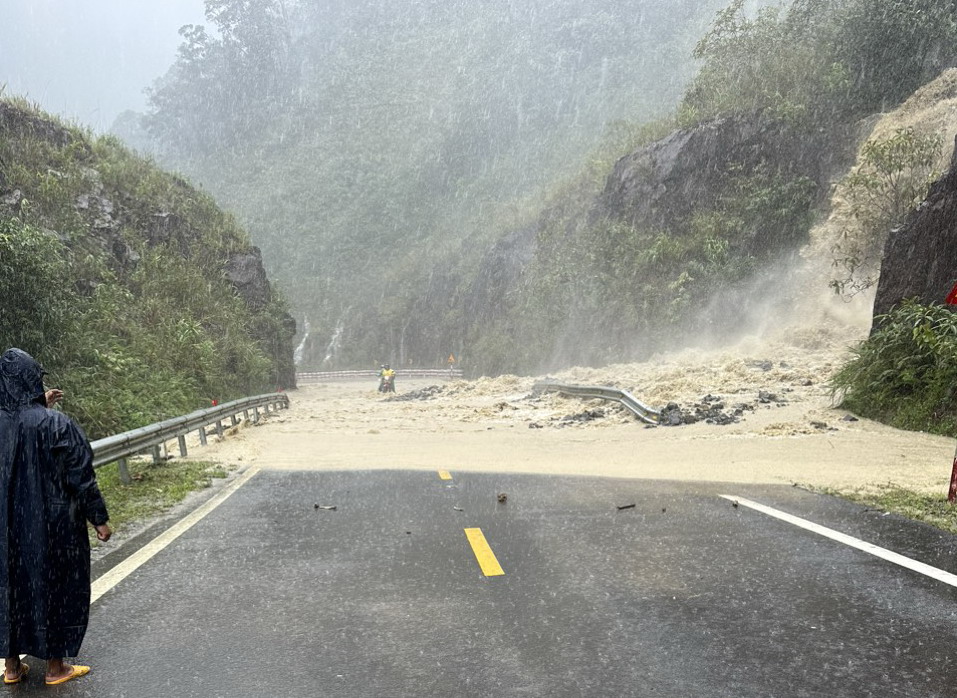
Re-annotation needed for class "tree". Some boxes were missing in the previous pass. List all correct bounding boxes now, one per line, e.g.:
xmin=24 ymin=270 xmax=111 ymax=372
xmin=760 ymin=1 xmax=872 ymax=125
xmin=835 ymin=0 xmax=957 ymax=113
xmin=831 ymin=128 xmax=943 ymax=297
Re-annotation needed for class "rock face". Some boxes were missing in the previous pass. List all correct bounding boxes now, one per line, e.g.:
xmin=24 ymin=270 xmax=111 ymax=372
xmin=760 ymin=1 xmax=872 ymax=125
xmin=598 ymin=112 xmax=852 ymax=231
xmin=0 ymin=99 xmax=298 ymax=392
xmin=225 ymin=247 xmax=272 ymax=309
xmin=0 ymin=101 xmax=79 ymax=152
xmin=224 ymin=247 xmax=297 ymax=388
xmin=873 ymin=136 xmax=957 ymax=318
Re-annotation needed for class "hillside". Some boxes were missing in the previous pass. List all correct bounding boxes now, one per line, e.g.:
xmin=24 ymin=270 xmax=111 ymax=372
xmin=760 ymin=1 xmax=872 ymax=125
xmin=130 ymin=0 xmax=752 ymax=371
xmin=130 ymin=0 xmax=957 ymax=386
xmin=0 ymin=98 xmax=296 ymax=437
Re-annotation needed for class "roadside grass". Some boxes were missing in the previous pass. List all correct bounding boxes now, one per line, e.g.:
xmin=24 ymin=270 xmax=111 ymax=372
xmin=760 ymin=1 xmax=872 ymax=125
xmin=833 ymin=486 xmax=957 ymax=535
xmin=93 ymin=458 xmax=232 ymax=541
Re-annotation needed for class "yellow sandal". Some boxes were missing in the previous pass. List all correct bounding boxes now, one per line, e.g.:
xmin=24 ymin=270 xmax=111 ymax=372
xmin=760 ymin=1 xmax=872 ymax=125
xmin=45 ymin=665 xmax=89 ymax=686
xmin=3 ymin=662 xmax=28 ymax=685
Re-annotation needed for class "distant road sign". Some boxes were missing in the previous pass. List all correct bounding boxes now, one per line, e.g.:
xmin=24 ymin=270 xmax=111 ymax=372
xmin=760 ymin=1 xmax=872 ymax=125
xmin=448 ymin=354 xmax=456 ymax=364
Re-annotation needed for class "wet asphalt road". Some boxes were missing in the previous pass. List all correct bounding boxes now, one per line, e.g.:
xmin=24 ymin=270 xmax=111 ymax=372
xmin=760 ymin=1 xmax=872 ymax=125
xmin=16 ymin=470 xmax=957 ymax=697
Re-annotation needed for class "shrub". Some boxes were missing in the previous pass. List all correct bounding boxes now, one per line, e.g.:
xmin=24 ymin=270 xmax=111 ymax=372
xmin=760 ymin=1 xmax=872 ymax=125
xmin=831 ymin=300 xmax=957 ymax=433
xmin=830 ymin=128 xmax=942 ymax=297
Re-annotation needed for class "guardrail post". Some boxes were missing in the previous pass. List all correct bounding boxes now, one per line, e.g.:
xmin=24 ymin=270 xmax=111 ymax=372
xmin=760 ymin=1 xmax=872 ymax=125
xmin=198 ymin=426 xmax=208 ymax=446
xmin=216 ymin=420 xmax=224 ymax=438
xmin=152 ymin=445 xmax=162 ymax=464
xmin=178 ymin=434 xmax=187 ymax=457
xmin=118 ymin=458 xmax=131 ymax=485
xmin=230 ymin=414 xmax=238 ymax=426
xmin=243 ymin=408 xmax=250 ymax=421
xmin=253 ymin=406 xmax=260 ymax=423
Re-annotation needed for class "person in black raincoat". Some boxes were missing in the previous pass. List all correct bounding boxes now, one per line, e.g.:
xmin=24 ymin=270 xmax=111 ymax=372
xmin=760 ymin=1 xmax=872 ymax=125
xmin=0 ymin=348 xmax=111 ymax=686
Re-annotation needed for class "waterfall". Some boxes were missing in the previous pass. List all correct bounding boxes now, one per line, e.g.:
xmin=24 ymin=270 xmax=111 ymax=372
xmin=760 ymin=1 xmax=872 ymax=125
xmin=322 ymin=319 xmax=345 ymax=366
xmin=293 ymin=316 xmax=310 ymax=366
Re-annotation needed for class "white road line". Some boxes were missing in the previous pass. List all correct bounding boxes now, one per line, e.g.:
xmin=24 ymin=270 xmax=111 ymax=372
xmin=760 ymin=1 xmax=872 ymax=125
xmin=721 ymin=495 xmax=957 ymax=589
xmin=91 ymin=467 xmax=261 ymax=604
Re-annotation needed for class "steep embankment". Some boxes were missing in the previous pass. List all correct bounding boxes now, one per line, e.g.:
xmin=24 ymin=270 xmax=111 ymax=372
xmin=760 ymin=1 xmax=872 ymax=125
xmin=0 ymin=99 xmax=296 ymax=436
xmin=804 ymin=69 xmax=957 ymax=312
xmin=871 ymin=70 xmax=957 ymax=317
xmin=462 ymin=108 xmax=862 ymax=375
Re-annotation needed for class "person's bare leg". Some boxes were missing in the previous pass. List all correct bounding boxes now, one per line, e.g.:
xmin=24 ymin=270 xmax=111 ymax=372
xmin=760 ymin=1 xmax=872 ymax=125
xmin=44 ymin=658 xmax=91 ymax=684
xmin=45 ymin=658 xmax=70 ymax=682
xmin=4 ymin=656 xmax=24 ymax=681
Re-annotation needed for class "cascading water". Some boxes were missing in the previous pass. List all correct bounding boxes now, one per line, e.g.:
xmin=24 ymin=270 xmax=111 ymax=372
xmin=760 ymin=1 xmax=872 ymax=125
xmin=294 ymin=316 xmax=310 ymax=366
xmin=322 ymin=319 xmax=345 ymax=366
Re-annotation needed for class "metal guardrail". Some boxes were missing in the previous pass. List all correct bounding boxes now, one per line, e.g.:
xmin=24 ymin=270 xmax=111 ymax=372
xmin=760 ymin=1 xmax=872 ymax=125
xmin=533 ymin=381 xmax=661 ymax=426
xmin=297 ymin=369 xmax=463 ymax=382
xmin=90 ymin=392 xmax=289 ymax=482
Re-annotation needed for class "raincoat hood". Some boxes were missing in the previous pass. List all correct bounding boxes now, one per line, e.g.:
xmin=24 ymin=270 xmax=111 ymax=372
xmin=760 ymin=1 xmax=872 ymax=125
xmin=0 ymin=348 xmax=46 ymax=410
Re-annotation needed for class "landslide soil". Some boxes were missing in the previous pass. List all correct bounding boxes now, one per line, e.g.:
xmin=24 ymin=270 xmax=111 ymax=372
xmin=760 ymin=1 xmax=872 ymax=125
xmin=196 ymin=322 xmax=952 ymax=496
xmin=194 ymin=71 xmax=957 ymax=496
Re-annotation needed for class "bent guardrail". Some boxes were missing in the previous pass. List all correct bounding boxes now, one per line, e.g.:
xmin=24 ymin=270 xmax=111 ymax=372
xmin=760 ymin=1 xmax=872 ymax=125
xmin=532 ymin=381 xmax=660 ymax=426
xmin=90 ymin=392 xmax=289 ymax=483
xmin=297 ymin=369 xmax=463 ymax=383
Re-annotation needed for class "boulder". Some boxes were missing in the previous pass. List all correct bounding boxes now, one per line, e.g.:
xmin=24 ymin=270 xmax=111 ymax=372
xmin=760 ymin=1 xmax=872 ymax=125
xmin=597 ymin=112 xmax=851 ymax=232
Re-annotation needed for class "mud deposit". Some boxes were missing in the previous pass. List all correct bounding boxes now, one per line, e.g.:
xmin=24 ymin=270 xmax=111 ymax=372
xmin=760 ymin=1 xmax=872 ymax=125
xmin=189 ymin=315 xmax=953 ymax=496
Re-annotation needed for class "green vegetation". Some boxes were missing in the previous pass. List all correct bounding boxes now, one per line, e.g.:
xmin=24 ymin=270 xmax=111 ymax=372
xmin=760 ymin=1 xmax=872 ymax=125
xmin=684 ymin=0 xmax=957 ymax=126
xmin=500 ymin=163 xmax=818 ymax=370
xmin=830 ymin=128 xmax=943 ymax=297
xmin=834 ymin=485 xmax=957 ymax=536
xmin=93 ymin=459 xmax=231 ymax=539
xmin=831 ymin=301 xmax=957 ymax=434
xmin=133 ymin=0 xmax=957 ymax=376
xmin=138 ymin=0 xmax=734 ymax=373
xmin=0 ymin=98 xmax=294 ymax=438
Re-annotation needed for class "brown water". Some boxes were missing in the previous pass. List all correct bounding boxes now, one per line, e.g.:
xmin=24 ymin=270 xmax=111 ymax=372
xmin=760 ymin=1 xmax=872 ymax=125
xmin=193 ymin=71 xmax=957 ymax=497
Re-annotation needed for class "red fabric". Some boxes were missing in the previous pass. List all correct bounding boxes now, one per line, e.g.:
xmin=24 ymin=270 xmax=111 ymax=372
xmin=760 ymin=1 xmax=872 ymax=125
xmin=946 ymin=281 xmax=957 ymax=305
xmin=949 ymin=457 xmax=957 ymax=503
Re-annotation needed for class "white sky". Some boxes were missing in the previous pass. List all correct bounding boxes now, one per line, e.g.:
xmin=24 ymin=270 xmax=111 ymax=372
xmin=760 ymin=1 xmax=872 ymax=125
xmin=0 ymin=0 xmax=208 ymax=130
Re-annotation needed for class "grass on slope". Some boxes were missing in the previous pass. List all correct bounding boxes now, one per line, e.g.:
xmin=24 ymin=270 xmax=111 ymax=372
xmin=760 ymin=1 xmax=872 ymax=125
xmin=836 ymin=485 xmax=957 ymax=536
xmin=93 ymin=458 xmax=233 ymax=541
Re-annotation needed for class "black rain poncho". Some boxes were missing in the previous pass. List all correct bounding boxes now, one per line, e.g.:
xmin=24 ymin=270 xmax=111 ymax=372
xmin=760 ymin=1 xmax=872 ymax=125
xmin=0 ymin=348 xmax=108 ymax=658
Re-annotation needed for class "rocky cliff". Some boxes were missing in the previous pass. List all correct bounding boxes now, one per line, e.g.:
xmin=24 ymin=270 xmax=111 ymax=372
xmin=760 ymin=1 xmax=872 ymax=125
xmin=873 ymin=137 xmax=957 ymax=318
xmin=0 ymin=99 xmax=296 ymax=434
xmin=597 ymin=112 xmax=855 ymax=241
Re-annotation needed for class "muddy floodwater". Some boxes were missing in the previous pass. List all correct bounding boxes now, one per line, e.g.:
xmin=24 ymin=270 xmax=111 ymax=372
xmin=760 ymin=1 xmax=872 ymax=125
xmin=187 ymin=72 xmax=957 ymax=499
xmin=198 ymin=326 xmax=954 ymax=497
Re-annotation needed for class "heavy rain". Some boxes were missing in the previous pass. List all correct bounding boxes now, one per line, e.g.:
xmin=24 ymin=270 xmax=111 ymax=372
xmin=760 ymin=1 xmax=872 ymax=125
xmin=3 ymin=0 xmax=957 ymax=695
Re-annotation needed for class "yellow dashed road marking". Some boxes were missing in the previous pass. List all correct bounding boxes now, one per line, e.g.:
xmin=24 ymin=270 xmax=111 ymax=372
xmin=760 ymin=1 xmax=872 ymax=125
xmin=464 ymin=527 xmax=505 ymax=576
xmin=438 ymin=470 xmax=452 ymax=480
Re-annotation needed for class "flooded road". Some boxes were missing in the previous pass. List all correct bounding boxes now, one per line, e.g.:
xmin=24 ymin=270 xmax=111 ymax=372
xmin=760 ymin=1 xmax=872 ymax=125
xmin=201 ymin=364 xmax=954 ymax=496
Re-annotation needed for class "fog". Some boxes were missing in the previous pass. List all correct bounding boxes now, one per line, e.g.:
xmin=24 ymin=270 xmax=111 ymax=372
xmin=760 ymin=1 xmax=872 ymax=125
xmin=0 ymin=0 xmax=206 ymax=130
xmin=1 ymin=0 xmax=937 ymax=377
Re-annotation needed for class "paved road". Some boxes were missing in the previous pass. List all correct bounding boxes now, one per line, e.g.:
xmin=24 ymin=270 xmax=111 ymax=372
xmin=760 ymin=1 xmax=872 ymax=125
xmin=18 ymin=470 xmax=957 ymax=696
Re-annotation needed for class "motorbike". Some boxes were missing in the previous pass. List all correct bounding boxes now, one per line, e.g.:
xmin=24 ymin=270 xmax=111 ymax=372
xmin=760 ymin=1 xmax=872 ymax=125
xmin=378 ymin=372 xmax=396 ymax=393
